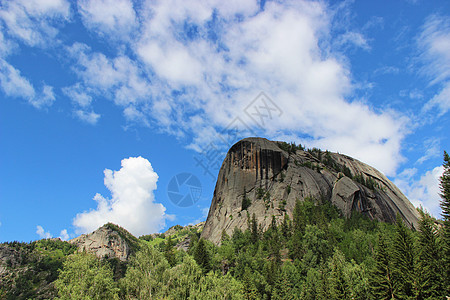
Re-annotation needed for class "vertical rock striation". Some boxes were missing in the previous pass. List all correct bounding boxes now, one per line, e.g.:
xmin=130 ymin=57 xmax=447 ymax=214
xmin=201 ymin=137 xmax=419 ymax=244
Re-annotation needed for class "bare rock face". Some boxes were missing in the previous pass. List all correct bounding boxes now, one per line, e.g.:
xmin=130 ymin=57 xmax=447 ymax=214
xmin=201 ymin=137 xmax=419 ymax=244
xmin=69 ymin=223 xmax=137 ymax=261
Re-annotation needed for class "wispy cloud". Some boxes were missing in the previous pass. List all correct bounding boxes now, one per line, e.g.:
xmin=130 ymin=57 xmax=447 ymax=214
xmin=418 ymin=15 xmax=450 ymax=116
xmin=36 ymin=225 xmax=52 ymax=239
xmin=416 ymin=138 xmax=441 ymax=164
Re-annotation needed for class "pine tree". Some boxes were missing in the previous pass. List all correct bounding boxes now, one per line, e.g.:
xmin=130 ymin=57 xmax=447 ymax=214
xmin=439 ymin=151 xmax=450 ymax=295
xmin=242 ymin=187 xmax=251 ymax=210
xmin=281 ymin=214 xmax=291 ymax=239
xmin=164 ymin=236 xmax=177 ymax=267
xmin=251 ymin=213 xmax=259 ymax=243
xmin=328 ymin=249 xmax=350 ymax=300
xmin=392 ymin=214 xmax=416 ymax=299
xmin=193 ymin=238 xmax=211 ymax=274
xmin=370 ymin=234 xmax=395 ymax=300
xmin=242 ymin=266 xmax=259 ymax=299
xmin=416 ymin=208 xmax=442 ymax=299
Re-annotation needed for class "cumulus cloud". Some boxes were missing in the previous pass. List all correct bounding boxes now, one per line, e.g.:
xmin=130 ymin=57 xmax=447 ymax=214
xmin=36 ymin=225 xmax=52 ymax=239
xmin=59 ymin=229 xmax=69 ymax=241
xmin=64 ymin=0 xmax=408 ymax=176
xmin=419 ymin=15 xmax=450 ymax=116
xmin=78 ymin=0 xmax=137 ymax=39
xmin=73 ymin=156 xmax=171 ymax=236
xmin=394 ymin=166 xmax=444 ymax=218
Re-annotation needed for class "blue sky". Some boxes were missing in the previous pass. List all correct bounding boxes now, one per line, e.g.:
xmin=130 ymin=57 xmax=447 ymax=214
xmin=0 ymin=0 xmax=449 ymax=242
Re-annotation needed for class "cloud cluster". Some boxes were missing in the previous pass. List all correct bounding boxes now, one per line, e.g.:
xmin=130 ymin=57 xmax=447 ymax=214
xmin=36 ymin=225 xmax=69 ymax=241
xmin=0 ymin=0 xmax=69 ymax=109
xmin=419 ymin=15 xmax=450 ymax=116
xmin=73 ymin=156 xmax=172 ymax=236
xmin=58 ymin=0 xmax=409 ymax=176
xmin=394 ymin=165 xmax=444 ymax=218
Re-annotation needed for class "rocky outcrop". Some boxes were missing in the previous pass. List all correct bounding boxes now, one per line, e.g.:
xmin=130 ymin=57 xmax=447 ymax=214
xmin=69 ymin=223 xmax=139 ymax=261
xmin=201 ymin=137 xmax=420 ymax=244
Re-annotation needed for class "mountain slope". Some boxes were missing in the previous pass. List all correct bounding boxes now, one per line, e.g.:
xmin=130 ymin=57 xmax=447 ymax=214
xmin=201 ymin=137 xmax=419 ymax=244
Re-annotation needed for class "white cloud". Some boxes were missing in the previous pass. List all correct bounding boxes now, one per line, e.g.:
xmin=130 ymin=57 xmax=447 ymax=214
xmin=0 ymin=59 xmax=35 ymax=100
xmin=0 ymin=0 xmax=70 ymax=47
xmin=335 ymin=31 xmax=371 ymax=51
xmin=64 ymin=0 xmax=409 ymax=176
xmin=59 ymin=229 xmax=69 ymax=241
xmin=30 ymin=84 xmax=56 ymax=109
xmin=418 ymin=15 xmax=450 ymax=116
xmin=78 ymin=0 xmax=137 ymax=39
xmin=74 ymin=109 xmax=100 ymax=125
xmin=0 ymin=60 xmax=56 ymax=109
xmin=63 ymin=84 xmax=93 ymax=107
xmin=36 ymin=225 xmax=52 ymax=239
xmin=394 ymin=166 xmax=444 ymax=218
xmin=73 ymin=156 xmax=171 ymax=236
xmin=417 ymin=138 xmax=441 ymax=164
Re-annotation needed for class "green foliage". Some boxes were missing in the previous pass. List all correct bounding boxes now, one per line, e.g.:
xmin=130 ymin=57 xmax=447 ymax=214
xmin=416 ymin=208 xmax=443 ymax=299
xmin=277 ymin=141 xmax=304 ymax=154
xmin=256 ymin=187 xmax=265 ymax=199
xmin=55 ymin=252 xmax=119 ymax=300
xmin=440 ymin=150 xmax=450 ymax=294
xmin=190 ymin=273 xmax=244 ymax=299
xmin=370 ymin=233 xmax=396 ymax=299
xmin=241 ymin=188 xmax=251 ymax=211
xmin=193 ymin=238 xmax=211 ymax=274
xmin=103 ymin=223 xmax=141 ymax=253
xmin=353 ymin=173 xmax=380 ymax=190
xmin=6 ymin=193 xmax=448 ymax=300
xmin=391 ymin=214 xmax=416 ymax=299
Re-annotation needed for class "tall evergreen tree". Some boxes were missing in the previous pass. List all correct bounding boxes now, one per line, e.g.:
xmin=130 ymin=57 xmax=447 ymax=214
xmin=164 ymin=236 xmax=177 ymax=267
xmin=439 ymin=151 xmax=450 ymax=295
xmin=416 ymin=208 xmax=442 ymax=299
xmin=242 ymin=266 xmax=259 ymax=300
xmin=193 ymin=238 xmax=211 ymax=274
xmin=392 ymin=214 xmax=416 ymax=299
xmin=251 ymin=213 xmax=259 ymax=243
xmin=370 ymin=233 xmax=395 ymax=300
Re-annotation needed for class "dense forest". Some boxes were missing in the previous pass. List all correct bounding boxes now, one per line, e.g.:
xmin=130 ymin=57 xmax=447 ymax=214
xmin=1 ymin=152 xmax=449 ymax=299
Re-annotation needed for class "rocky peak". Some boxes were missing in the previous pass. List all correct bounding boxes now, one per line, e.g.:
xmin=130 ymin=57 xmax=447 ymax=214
xmin=69 ymin=223 xmax=139 ymax=261
xmin=201 ymin=137 xmax=420 ymax=244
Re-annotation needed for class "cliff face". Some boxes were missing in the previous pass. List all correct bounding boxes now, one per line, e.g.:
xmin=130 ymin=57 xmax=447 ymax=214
xmin=201 ymin=137 xmax=419 ymax=244
xmin=69 ymin=223 xmax=139 ymax=261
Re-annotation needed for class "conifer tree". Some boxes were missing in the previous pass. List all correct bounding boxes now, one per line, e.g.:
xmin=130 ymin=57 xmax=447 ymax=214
xmin=164 ymin=236 xmax=177 ymax=267
xmin=416 ymin=208 xmax=442 ymax=299
xmin=281 ymin=214 xmax=291 ymax=239
xmin=242 ymin=187 xmax=251 ymax=211
xmin=251 ymin=213 xmax=259 ymax=243
xmin=242 ymin=266 xmax=259 ymax=300
xmin=193 ymin=238 xmax=211 ymax=274
xmin=439 ymin=151 xmax=450 ymax=295
xmin=392 ymin=214 xmax=416 ymax=299
xmin=370 ymin=234 xmax=395 ymax=299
